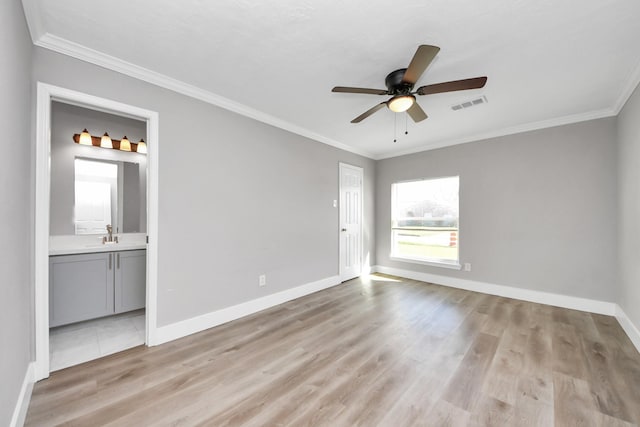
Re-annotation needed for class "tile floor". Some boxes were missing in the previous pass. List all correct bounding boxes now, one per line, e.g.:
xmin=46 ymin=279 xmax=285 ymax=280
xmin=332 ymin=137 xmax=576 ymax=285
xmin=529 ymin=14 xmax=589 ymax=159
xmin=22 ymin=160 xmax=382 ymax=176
xmin=49 ymin=309 xmax=145 ymax=371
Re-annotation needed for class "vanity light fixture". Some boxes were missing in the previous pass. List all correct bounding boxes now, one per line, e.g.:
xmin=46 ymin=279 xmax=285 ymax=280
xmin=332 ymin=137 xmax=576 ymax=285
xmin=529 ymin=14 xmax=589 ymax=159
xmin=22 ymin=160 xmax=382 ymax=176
xmin=100 ymin=132 xmax=112 ymax=149
xmin=72 ymin=130 xmax=147 ymax=154
xmin=119 ymin=136 xmax=131 ymax=152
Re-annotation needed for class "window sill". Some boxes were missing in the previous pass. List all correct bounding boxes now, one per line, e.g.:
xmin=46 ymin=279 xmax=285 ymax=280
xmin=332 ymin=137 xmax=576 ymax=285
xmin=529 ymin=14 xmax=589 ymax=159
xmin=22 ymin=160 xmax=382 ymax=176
xmin=389 ymin=255 xmax=462 ymax=270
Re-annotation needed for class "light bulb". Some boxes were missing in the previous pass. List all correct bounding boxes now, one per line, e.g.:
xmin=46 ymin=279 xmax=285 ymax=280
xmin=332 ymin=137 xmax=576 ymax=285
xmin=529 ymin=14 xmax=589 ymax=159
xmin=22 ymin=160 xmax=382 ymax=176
xmin=119 ymin=136 xmax=131 ymax=152
xmin=100 ymin=132 xmax=112 ymax=148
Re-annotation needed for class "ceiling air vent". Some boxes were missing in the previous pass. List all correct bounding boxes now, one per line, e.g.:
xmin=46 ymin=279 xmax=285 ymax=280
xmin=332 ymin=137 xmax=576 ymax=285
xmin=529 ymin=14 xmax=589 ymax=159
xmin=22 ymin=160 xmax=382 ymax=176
xmin=451 ymin=96 xmax=487 ymax=111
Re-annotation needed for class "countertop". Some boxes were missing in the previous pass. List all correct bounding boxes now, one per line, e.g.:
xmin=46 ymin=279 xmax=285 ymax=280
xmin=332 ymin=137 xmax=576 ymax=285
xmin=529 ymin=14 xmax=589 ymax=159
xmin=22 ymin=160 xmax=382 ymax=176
xmin=49 ymin=233 xmax=147 ymax=256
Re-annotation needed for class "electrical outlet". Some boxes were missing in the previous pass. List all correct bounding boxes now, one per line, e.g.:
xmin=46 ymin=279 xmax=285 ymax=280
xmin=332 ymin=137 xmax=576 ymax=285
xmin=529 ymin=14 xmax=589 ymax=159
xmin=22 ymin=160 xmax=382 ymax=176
xmin=464 ymin=263 xmax=472 ymax=272
xmin=259 ymin=274 xmax=266 ymax=287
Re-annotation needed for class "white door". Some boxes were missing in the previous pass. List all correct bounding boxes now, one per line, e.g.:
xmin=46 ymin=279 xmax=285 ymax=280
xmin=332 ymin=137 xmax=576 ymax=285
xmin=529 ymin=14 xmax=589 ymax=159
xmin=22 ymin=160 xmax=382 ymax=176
xmin=339 ymin=163 xmax=363 ymax=281
xmin=74 ymin=180 xmax=112 ymax=234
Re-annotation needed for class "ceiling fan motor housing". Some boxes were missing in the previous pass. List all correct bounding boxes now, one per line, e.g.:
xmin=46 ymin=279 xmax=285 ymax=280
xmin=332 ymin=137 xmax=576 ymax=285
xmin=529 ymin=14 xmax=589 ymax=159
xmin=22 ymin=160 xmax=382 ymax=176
xmin=385 ymin=69 xmax=414 ymax=95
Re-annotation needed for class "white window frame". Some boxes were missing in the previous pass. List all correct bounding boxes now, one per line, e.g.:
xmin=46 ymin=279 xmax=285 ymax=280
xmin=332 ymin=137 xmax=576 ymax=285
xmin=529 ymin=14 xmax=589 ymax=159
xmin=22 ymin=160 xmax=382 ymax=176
xmin=390 ymin=176 xmax=461 ymax=270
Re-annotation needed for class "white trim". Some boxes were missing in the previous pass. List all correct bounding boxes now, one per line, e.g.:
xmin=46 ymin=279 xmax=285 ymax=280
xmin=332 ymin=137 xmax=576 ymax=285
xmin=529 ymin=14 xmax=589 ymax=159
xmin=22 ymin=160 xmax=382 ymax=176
xmin=389 ymin=256 xmax=461 ymax=270
xmin=375 ymin=108 xmax=616 ymax=160
xmin=145 ymin=107 xmax=160 ymax=347
xmin=613 ymin=58 xmax=640 ymax=114
xmin=154 ymin=275 xmax=341 ymax=345
xmin=19 ymin=0 xmax=44 ymax=43
xmin=339 ymin=163 xmax=364 ymax=282
xmin=31 ymin=33 xmax=374 ymax=159
xmin=34 ymin=84 xmax=51 ymax=381
xmin=34 ymin=83 xmax=160 ymax=380
xmin=372 ymin=265 xmax=616 ymax=315
xmin=615 ymin=305 xmax=640 ymax=353
xmin=9 ymin=362 xmax=34 ymax=427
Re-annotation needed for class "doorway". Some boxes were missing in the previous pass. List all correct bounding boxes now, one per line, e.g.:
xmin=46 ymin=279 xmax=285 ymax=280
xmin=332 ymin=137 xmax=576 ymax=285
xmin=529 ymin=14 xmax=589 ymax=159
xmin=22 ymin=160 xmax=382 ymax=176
xmin=48 ymin=102 xmax=148 ymax=371
xmin=34 ymin=83 xmax=159 ymax=380
xmin=339 ymin=163 xmax=363 ymax=282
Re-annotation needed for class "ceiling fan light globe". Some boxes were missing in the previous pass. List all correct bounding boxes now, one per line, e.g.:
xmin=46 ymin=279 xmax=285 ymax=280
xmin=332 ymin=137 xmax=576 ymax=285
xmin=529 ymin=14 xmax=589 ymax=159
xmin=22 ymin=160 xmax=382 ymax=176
xmin=388 ymin=95 xmax=415 ymax=113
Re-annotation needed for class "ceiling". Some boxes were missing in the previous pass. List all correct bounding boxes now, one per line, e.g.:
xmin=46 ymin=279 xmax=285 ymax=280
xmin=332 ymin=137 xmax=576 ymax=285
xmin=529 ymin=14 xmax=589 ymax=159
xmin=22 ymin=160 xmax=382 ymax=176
xmin=22 ymin=0 xmax=640 ymax=159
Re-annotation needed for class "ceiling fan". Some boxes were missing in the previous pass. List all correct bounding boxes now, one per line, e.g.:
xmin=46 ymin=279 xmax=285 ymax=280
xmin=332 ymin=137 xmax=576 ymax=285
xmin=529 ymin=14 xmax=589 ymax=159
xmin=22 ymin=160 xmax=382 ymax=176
xmin=332 ymin=45 xmax=487 ymax=123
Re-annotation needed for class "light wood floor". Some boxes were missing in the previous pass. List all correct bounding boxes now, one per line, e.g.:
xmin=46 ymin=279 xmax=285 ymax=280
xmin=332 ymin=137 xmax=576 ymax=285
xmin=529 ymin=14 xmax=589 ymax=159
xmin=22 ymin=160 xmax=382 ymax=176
xmin=26 ymin=274 xmax=640 ymax=426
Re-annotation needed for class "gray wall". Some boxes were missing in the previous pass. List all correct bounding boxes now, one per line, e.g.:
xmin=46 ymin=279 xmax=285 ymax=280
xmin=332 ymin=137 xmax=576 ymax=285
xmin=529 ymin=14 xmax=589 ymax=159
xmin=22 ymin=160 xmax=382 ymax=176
xmin=617 ymin=83 xmax=640 ymax=329
xmin=122 ymin=162 xmax=143 ymax=233
xmin=376 ymin=118 xmax=618 ymax=302
xmin=0 ymin=0 xmax=33 ymax=424
xmin=33 ymin=48 xmax=376 ymax=327
xmin=50 ymin=102 xmax=147 ymax=235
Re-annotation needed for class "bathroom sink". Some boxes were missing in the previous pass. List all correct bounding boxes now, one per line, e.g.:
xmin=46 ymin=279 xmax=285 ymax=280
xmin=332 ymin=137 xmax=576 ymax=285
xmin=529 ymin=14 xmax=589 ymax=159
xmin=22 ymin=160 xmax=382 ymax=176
xmin=49 ymin=233 xmax=146 ymax=256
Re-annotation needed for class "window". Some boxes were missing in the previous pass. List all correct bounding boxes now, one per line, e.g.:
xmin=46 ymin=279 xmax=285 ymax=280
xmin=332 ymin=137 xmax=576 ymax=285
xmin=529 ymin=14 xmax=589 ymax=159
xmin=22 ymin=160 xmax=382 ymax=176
xmin=391 ymin=176 xmax=460 ymax=268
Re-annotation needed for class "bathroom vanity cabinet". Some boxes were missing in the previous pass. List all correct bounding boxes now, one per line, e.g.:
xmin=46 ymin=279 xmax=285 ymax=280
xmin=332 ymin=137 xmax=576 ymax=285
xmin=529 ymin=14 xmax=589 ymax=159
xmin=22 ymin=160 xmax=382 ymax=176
xmin=49 ymin=249 xmax=146 ymax=327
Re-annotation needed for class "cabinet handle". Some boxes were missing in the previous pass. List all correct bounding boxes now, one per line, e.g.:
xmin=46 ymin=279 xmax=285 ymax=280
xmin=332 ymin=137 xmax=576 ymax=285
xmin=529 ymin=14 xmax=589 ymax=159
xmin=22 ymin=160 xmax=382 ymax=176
xmin=117 ymin=253 xmax=120 ymax=269
xmin=109 ymin=253 xmax=112 ymax=270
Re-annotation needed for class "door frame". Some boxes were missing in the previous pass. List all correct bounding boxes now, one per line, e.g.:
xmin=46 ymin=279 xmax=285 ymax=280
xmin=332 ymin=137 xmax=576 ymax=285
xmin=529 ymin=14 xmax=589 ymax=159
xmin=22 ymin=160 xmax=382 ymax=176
xmin=338 ymin=162 xmax=364 ymax=281
xmin=34 ymin=82 xmax=160 ymax=380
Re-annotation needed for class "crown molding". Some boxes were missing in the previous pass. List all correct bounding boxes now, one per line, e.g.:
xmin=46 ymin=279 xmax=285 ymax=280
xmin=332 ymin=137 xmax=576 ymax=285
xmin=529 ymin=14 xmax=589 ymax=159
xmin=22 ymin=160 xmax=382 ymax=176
xmin=613 ymin=58 xmax=640 ymax=114
xmin=20 ymin=0 xmax=44 ymax=43
xmin=22 ymin=1 xmax=640 ymax=161
xmin=374 ymin=107 xmax=617 ymax=160
xmin=32 ymin=32 xmax=376 ymax=159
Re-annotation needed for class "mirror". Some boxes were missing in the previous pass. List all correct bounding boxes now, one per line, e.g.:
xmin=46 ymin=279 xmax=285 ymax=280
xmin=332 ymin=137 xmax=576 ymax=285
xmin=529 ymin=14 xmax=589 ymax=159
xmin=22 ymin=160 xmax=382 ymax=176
xmin=73 ymin=158 xmax=145 ymax=235
xmin=74 ymin=158 xmax=117 ymax=234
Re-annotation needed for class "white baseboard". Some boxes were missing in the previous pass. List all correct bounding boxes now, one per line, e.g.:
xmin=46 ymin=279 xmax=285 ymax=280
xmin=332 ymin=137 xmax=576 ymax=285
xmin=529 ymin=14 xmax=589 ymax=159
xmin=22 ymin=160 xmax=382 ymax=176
xmin=615 ymin=305 xmax=640 ymax=353
xmin=153 ymin=275 xmax=341 ymax=345
xmin=372 ymin=265 xmax=617 ymax=316
xmin=10 ymin=362 xmax=35 ymax=427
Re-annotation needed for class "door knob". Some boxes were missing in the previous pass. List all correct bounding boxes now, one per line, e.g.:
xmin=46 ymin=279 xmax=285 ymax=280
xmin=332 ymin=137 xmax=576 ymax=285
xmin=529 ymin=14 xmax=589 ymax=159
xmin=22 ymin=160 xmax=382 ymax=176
xmin=341 ymin=228 xmax=347 ymax=232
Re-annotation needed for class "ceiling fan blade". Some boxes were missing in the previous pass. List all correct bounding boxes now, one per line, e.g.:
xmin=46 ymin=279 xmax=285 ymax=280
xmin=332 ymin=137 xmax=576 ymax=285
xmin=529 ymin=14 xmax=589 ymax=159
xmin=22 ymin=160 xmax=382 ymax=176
xmin=406 ymin=102 xmax=428 ymax=123
xmin=351 ymin=102 xmax=387 ymax=123
xmin=402 ymin=45 xmax=440 ymax=85
xmin=332 ymin=86 xmax=388 ymax=95
xmin=417 ymin=77 xmax=488 ymax=96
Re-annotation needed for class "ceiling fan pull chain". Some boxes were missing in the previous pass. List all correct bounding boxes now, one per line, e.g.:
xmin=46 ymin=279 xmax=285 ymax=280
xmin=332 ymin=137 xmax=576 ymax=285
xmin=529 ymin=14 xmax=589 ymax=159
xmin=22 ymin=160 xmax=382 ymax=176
xmin=393 ymin=114 xmax=398 ymax=143
xmin=405 ymin=114 xmax=408 ymax=135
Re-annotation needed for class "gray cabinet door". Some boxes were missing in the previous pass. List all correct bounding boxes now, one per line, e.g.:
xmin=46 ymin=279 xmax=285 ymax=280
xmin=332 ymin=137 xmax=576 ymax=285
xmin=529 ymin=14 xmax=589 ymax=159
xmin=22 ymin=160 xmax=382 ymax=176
xmin=114 ymin=250 xmax=146 ymax=313
xmin=49 ymin=253 xmax=115 ymax=327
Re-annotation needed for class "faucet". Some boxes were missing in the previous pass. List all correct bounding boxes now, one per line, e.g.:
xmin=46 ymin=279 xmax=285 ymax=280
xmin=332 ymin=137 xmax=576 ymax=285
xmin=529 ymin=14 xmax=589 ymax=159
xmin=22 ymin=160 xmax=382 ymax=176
xmin=103 ymin=224 xmax=119 ymax=244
